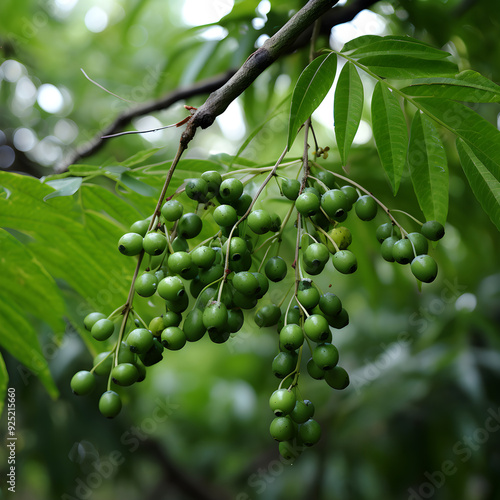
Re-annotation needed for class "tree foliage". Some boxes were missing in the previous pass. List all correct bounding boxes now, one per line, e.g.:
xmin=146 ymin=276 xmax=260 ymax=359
xmin=1 ymin=1 xmax=500 ymax=499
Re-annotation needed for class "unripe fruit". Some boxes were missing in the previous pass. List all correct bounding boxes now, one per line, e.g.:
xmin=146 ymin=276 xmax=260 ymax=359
xmin=312 ymin=343 xmax=339 ymax=370
xmin=199 ymin=264 xmax=224 ymax=286
xmin=355 ymin=195 xmax=378 ymax=220
xmin=227 ymin=308 xmax=244 ymax=333
xmin=163 ymin=311 xmax=182 ymax=327
xmin=327 ymin=226 xmax=352 ymax=253
xmin=324 ymin=365 xmax=350 ymax=390
xmin=410 ymin=254 xmax=438 ymax=283
xmin=392 ymin=238 xmax=414 ymax=265
xmin=315 ymin=170 xmax=336 ymax=190
xmin=272 ymin=351 xmax=298 ymax=379
xmin=232 ymin=271 xmax=260 ymax=296
xmin=142 ymin=232 xmax=167 ymax=256
xmin=201 ymin=170 xmax=222 ymax=198
xmin=165 ymin=293 xmax=189 ymax=313
xmin=321 ymin=189 xmax=349 ymax=219
xmin=91 ymin=318 xmax=114 ymax=341
xmin=161 ymin=199 xmax=184 ymax=222
xmin=177 ymin=213 xmax=202 ymax=239
xmin=148 ymin=316 xmax=165 ymax=337
xmin=203 ymin=301 xmax=228 ymax=334
xmin=118 ymin=232 xmax=143 ymax=256
xmin=299 ymin=418 xmax=321 ymax=446
xmin=130 ymin=219 xmax=149 ymax=236
xmin=99 ymin=391 xmax=122 ymax=418
xmin=70 ymin=370 xmax=96 ymax=395
xmin=172 ymin=236 xmax=189 ymax=252
xmin=252 ymin=272 xmax=269 ymax=299
xmin=376 ymin=222 xmax=401 ymax=243
xmin=218 ymin=178 xmax=243 ymax=204
xmin=254 ymin=304 xmax=281 ymax=328
xmin=380 ymin=235 xmax=399 ymax=262
xmin=191 ymin=246 xmax=216 ymax=269
xmin=279 ymin=441 xmax=300 ymax=461
xmin=168 ymin=251 xmax=194 ymax=277
xmin=307 ymin=357 xmax=324 ymax=380
xmin=213 ymin=204 xmax=238 ymax=227
xmin=248 ymin=209 xmax=272 ymax=234
xmin=265 ymin=256 xmax=287 ymax=282
xmin=421 ymin=220 xmax=445 ymax=241
xmin=269 ymin=389 xmax=296 ymax=416
xmin=182 ymin=308 xmax=206 ymax=341
xmin=208 ymin=329 xmax=230 ymax=344
xmin=93 ymin=351 xmax=113 ymax=376
xmin=140 ymin=339 xmax=164 ymax=366
xmin=281 ymin=178 xmax=301 ymax=200
xmin=84 ymin=312 xmax=106 ymax=331
xmin=270 ymin=416 xmax=295 ymax=441
xmin=161 ymin=326 xmax=186 ymax=350
xmin=303 ymin=243 xmax=329 ymax=272
xmin=304 ymin=314 xmax=330 ymax=342
xmin=327 ymin=307 xmax=349 ymax=329
xmin=157 ymin=276 xmax=185 ymax=301
xmin=295 ymin=191 xmax=320 ymax=217
xmin=319 ymin=293 xmax=342 ymax=317
xmin=134 ymin=273 xmax=157 ymax=297
xmin=279 ymin=324 xmax=304 ymax=351
xmin=233 ymin=193 xmax=252 ymax=216
xmin=332 ymin=250 xmax=357 ymax=274
xmin=111 ymin=363 xmax=139 ymax=386
xmin=407 ymin=232 xmax=429 ymax=256
xmin=185 ymin=177 xmax=209 ymax=202
xmin=127 ymin=328 xmax=153 ymax=354
xmin=340 ymin=185 xmax=358 ymax=206
xmin=297 ymin=287 xmax=320 ymax=310
xmin=290 ymin=399 xmax=314 ymax=424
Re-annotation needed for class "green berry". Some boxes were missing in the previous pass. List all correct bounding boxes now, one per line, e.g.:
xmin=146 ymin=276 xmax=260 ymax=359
xmin=295 ymin=191 xmax=320 ymax=217
xmin=355 ymin=195 xmax=378 ymax=221
xmin=177 ymin=213 xmax=202 ymax=239
xmin=227 ymin=308 xmax=244 ymax=333
xmin=407 ymin=232 xmax=429 ymax=256
xmin=201 ymin=170 xmax=222 ymax=198
xmin=191 ymin=246 xmax=216 ymax=269
xmin=380 ymin=236 xmax=399 ymax=262
xmin=304 ymin=314 xmax=330 ymax=342
xmin=142 ymin=232 xmax=167 ymax=256
xmin=248 ymin=209 xmax=272 ymax=234
xmin=93 ymin=351 xmax=113 ymax=376
xmin=324 ymin=365 xmax=350 ymax=390
xmin=111 ymin=363 xmax=139 ymax=386
xmin=157 ymin=276 xmax=185 ymax=301
xmin=252 ymin=272 xmax=269 ymax=299
xmin=213 ymin=204 xmax=238 ymax=227
xmin=410 ymin=254 xmax=438 ymax=283
xmin=281 ymin=178 xmax=301 ymax=200
xmin=299 ymin=418 xmax=321 ymax=446
xmin=321 ymin=189 xmax=349 ymax=219
xmin=307 ymin=357 xmax=325 ymax=380
xmin=198 ymin=264 xmax=224 ymax=286
xmin=392 ymin=238 xmax=414 ymax=265
xmin=319 ymin=293 xmax=342 ymax=317
xmin=161 ymin=326 xmax=186 ymax=350
xmin=233 ymin=193 xmax=252 ymax=216
xmin=218 ymin=178 xmax=243 ymax=204
xmin=315 ymin=170 xmax=336 ymax=190
xmin=91 ymin=318 xmax=114 ymax=341
xmin=129 ymin=219 xmax=149 ymax=236
xmin=161 ymin=199 xmax=184 ymax=222
xmin=168 ymin=251 xmax=194 ymax=277
xmin=340 ymin=185 xmax=358 ymax=206
xmin=290 ymin=400 xmax=314 ymax=424
xmin=99 ymin=391 xmax=122 ymax=418
xmin=312 ymin=343 xmax=339 ymax=370
xmin=232 ymin=271 xmax=260 ymax=296
xmin=269 ymin=389 xmax=296 ymax=416
xmin=327 ymin=307 xmax=349 ymax=329
xmin=254 ymin=304 xmax=281 ymax=328
xmin=70 ymin=370 xmax=96 ymax=395
xmin=270 ymin=416 xmax=295 ymax=441
xmin=272 ymin=351 xmax=298 ymax=379
xmin=265 ymin=256 xmax=287 ymax=282
xmin=139 ymin=339 xmax=164 ymax=366
xmin=297 ymin=286 xmax=320 ymax=310
xmin=84 ymin=312 xmax=106 ymax=331
xmin=202 ymin=301 xmax=228 ymax=334
xmin=165 ymin=293 xmax=189 ymax=313
xmin=279 ymin=324 xmax=304 ymax=351
xmin=135 ymin=273 xmax=158 ymax=297
xmin=185 ymin=177 xmax=209 ymax=202
xmin=182 ymin=308 xmax=206 ymax=341
xmin=376 ymin=223 xmax=401 ymax=243
xmin=208 ymin=329 xmax=230 ymax=344
xmin=279 ymin=441 xmax=300 ymax=461
xmin=172 ymin=236 xmax=189 ymax=252
xmin=303 ymin=243 xmax=329 ymax=272
xmin=332 ymin=250 xmax=357 ymax=274
xmin=127 ymin=328 xmax=153 ymax=354
xmin=421 ymin=220 xmax=445 ymax=241
xmin=118 ymin=232 xmax=143 ymax=256
xmin=326 ymin=226 xmax=352 ymax=253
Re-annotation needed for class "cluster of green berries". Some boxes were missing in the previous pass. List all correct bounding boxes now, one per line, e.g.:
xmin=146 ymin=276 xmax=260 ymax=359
xmin=70 ymin=160 xmax=445 ymax=452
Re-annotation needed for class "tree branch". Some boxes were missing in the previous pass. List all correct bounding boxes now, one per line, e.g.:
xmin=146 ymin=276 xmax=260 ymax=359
xmin=180 ymin=0 xmax=340 ymax=148
xmin=55 ymin=70 xmax=236 ymax=172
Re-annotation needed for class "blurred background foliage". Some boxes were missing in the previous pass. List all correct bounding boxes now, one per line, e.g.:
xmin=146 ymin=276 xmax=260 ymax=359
xmin=1 ymin=0 xmax=500 ymax=499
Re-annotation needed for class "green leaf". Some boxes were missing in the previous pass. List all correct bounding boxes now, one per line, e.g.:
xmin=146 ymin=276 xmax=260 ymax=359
xmin=456 ymin=139 xmax=500 ymax=231
xmin=413 ymin=98 xmax=500 ymax=179
xmin=407 ymin=112 xmax=449 ymax=225
xmin=120 ymin=147 xmax=163 ymax=167
xmin=68 ymin=164 xmax=101 ymax=175
xmin=288 ymin=53 xmax=337 ymax=150
xmin=43 ymin=177 xmax=83 ymax=201
xmin=371 ymin=82 xmax=408 ymax=194
xmin=0 ymin=353 xmax=7 ymax=417
xmin=341 ymin=35 xmax=438 ymax=54
xmin=400 ymin=70 xmax=500 ymax=103
xmin=349 ymin=37 xmax=451 ymax=60
xmin=359 ymin=55 xmax=458 ymax=79
xmin=118 ymin=172 xmax=158 ymax=197
xmin=334 ymin=61 xmax=364 ymax=165
xmin=341 ymin=35 xmax=384 ymax=53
